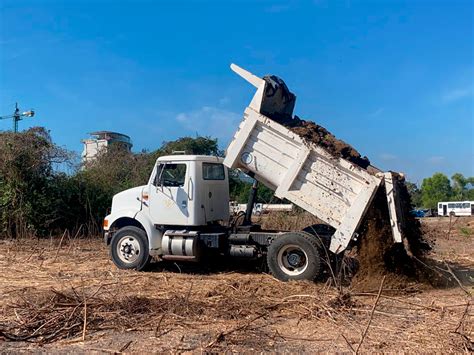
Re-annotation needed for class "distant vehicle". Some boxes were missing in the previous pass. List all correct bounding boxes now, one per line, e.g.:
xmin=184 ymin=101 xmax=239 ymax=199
xmin=410 ymin=209 xmax=426 ymax=218
xmin=410 ymin=209 xmax=437 ymax=218
xmin=424 ymin=209 xmax=438 ymax=217
xmin=437 ymin=201 xmax=474 ymax=217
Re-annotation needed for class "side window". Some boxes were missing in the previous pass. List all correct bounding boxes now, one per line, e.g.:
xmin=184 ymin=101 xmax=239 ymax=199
xmin=202 ymin=163 xmax=225 ymax=180
xmin=153 ymin=163 xmax=187 ymax=187
xmin=438 ymin=203 xmax=442 ymax=209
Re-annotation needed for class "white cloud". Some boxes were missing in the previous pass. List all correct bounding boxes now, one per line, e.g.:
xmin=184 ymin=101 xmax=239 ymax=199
xmin=441 ymin=88 xmax=472 ymax=103
xmin=428 ymin=156 xmax=445 ymax=164
xmin=175 ymin=106 xmax=241 ymax=144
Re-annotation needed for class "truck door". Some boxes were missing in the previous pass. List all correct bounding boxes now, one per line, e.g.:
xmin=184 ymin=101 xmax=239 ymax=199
xmin=443 ymin=204 xmax=447 ymax=216
xmin=149 ymin=162 xmax=189 ymax=225
xmin=201 ymin=162 xmax=229 ymax=223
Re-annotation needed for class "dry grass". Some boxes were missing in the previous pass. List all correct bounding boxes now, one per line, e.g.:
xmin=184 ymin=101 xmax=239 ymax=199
xmin=256 ymin=211 xmax=323 ymax=231
xmin=0 ymin=217 xmax=473 ymax=353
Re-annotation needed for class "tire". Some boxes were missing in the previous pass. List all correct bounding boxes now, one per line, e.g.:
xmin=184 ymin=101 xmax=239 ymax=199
xmin=267 ymin=232 xmax=322 ymax=281
xmin=303 ymin=224 xmax=342 ymax=279
xmin=110 ymin=226 xmax=151 ymax=271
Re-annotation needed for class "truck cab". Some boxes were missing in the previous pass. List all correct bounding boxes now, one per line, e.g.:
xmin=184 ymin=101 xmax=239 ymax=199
xmin=103 ymin=155 xmax=230 ymax=269
xmin=147 ymin=155 xmax=229 ymax=226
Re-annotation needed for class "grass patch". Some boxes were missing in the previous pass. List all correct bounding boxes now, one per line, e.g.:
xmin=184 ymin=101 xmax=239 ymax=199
xmin=459 ymin=227 xmax=473 ymax=237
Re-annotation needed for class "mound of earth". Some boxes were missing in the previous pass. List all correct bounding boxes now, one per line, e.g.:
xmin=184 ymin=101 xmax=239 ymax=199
xmin=271 ymin=115 xmax=371 ymax=169
xmin=289 ymin=117 xmax=370 ymax=169
xmin=351 ymin=177 xmax=430 ymax=291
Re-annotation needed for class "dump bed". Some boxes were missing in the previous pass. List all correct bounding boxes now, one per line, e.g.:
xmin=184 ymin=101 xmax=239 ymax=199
xmin=224 ymin=64 xmax=405 ymax=253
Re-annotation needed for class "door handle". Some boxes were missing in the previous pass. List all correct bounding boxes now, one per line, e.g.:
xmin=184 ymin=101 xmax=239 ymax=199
xmin=181 ymin=200 xmax=187 ymax=208
xmin=187 ymin=177 xmax=193 ymax=201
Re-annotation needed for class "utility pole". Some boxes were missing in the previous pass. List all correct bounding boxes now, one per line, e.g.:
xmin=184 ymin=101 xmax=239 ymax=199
xmin=0 ymin=103 xmax=35 ymax=133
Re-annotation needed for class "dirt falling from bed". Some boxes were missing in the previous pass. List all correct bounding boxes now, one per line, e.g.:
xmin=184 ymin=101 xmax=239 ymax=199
xmin=350 ymin=177 xmax=430 ymax=291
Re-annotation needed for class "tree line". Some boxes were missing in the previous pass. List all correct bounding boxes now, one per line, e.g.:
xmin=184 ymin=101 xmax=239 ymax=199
xmin=407 ymin=173 xmax=474 ymax=209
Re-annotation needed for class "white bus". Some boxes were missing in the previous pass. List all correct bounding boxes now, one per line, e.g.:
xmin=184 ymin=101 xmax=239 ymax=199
xmin=438 ymin=201 xmax=474 ymax=217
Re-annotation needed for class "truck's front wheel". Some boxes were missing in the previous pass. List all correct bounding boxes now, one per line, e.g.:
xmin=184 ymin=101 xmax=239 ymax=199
xmin=267 ymin=232 xmax=322 ymax=281
xmin=110 ymin=226 xmax=150 ymax=271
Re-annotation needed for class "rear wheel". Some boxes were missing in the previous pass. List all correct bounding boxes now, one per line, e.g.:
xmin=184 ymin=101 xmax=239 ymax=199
xmin=110 ymin=226 xmax=150 ymax=271
xmin=267 ymin=232 xmax=322 ymax=281
xmin=303 ymin=224 xmax=343 ymax=278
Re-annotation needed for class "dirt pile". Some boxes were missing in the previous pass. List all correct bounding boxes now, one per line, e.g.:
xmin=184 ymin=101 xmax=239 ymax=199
xmin=351 ymin=177 xmax=430 ymax=291
xmin=274 ymin=115 xmax=371 ymax=169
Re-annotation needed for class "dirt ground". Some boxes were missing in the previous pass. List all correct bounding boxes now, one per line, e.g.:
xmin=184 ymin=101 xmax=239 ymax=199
xmin=0 ymin=216 xmax=473 ymax=353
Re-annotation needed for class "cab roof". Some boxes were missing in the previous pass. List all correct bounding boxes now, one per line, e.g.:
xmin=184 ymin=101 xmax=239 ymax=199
xmin=157 ymin=155 xmax=224 ymax=163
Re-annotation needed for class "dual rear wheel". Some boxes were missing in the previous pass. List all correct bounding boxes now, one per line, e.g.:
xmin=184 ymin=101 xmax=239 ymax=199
xmin=267 ymin=232 xmax=324 ymax=281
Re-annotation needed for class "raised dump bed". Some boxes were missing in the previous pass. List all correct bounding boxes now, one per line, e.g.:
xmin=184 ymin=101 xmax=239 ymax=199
xmin=224 ymin=64 xmax=405 ymax=254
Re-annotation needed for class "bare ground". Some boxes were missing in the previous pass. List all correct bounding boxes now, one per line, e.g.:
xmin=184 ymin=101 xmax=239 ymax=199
xmin=0 ymin=216 xmax=473 ymax=353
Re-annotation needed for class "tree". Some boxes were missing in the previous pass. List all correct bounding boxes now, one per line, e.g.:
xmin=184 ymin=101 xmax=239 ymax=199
xmin=451 ymin=173 xmax=474 ymax=200
xmin=405 ymin=181 xmax=422 ymax=207
xmin=229 ymin=170 xmax=276 ymax=203
xmin=420 ymin=173 xmax=452 ymax=208
xmin=0 ymin=127 xmax=71 ymax=237
xmin=158 ymin=137 xmax=221 ymax=157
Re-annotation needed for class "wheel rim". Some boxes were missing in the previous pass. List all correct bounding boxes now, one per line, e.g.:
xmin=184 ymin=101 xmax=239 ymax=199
xmin=277 ymin=244 xmax=308 ymax=276
xmin=116 ymin=235 xmax=141 ymax=264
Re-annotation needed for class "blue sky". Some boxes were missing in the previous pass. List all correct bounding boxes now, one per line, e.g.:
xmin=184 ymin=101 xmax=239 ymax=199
xmin=0 ymin=0 xmax=472 ymax=183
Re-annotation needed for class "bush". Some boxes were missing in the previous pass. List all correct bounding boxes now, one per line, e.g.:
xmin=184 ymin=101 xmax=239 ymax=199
xmin=0 ymin=127 xmax=71 ymax=237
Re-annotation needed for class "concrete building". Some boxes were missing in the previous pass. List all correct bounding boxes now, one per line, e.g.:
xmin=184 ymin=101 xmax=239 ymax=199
xmin=81 ymin=131 xmax=132 ymax=163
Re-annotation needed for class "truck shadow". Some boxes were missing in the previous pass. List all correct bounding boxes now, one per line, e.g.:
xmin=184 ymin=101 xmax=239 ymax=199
xmin=146 ymin=254 xmax=353 ymax=285
xmin=146 ymin=255 xmax=473 ymax=291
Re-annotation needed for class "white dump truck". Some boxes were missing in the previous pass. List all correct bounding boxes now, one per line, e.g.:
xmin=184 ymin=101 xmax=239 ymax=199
xmin=103 ymin=64 xmax=407 ymax=281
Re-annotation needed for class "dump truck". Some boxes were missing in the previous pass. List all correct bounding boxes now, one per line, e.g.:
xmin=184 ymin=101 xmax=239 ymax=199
xmin=103 ymin=64 xmax=408 ymax=281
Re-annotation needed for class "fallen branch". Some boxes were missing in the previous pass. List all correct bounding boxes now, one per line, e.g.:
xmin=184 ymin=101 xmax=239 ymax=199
xmin=206 ymin=313 xmax=267 ymax=349
xmin=352 ymin=292 xmax=439 ymax=311
xmin=355 ymin=276 xmax=385 ymax=354
xmin=443 ymin=261 xmax=471 ymax=296
xmin=340 ymin=333 xmax=355 ymax=353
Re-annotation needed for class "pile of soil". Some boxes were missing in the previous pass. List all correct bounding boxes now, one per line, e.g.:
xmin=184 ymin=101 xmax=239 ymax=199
xmin=351 ymin=176 xmax=430 ymax=291
xmin=273 ymin=115 xmax=371 ymax=169
xmin=290 ymin=117 xmax=371 ymax=169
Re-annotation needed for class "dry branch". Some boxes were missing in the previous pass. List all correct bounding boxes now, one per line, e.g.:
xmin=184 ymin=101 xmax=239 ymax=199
xmin=355 ymin=276 xmax=385 ymax=354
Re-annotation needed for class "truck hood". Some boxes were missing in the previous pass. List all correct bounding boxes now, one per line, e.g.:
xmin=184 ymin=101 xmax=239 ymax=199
xmin=111 ymin=185 xmax=146 ymax=214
